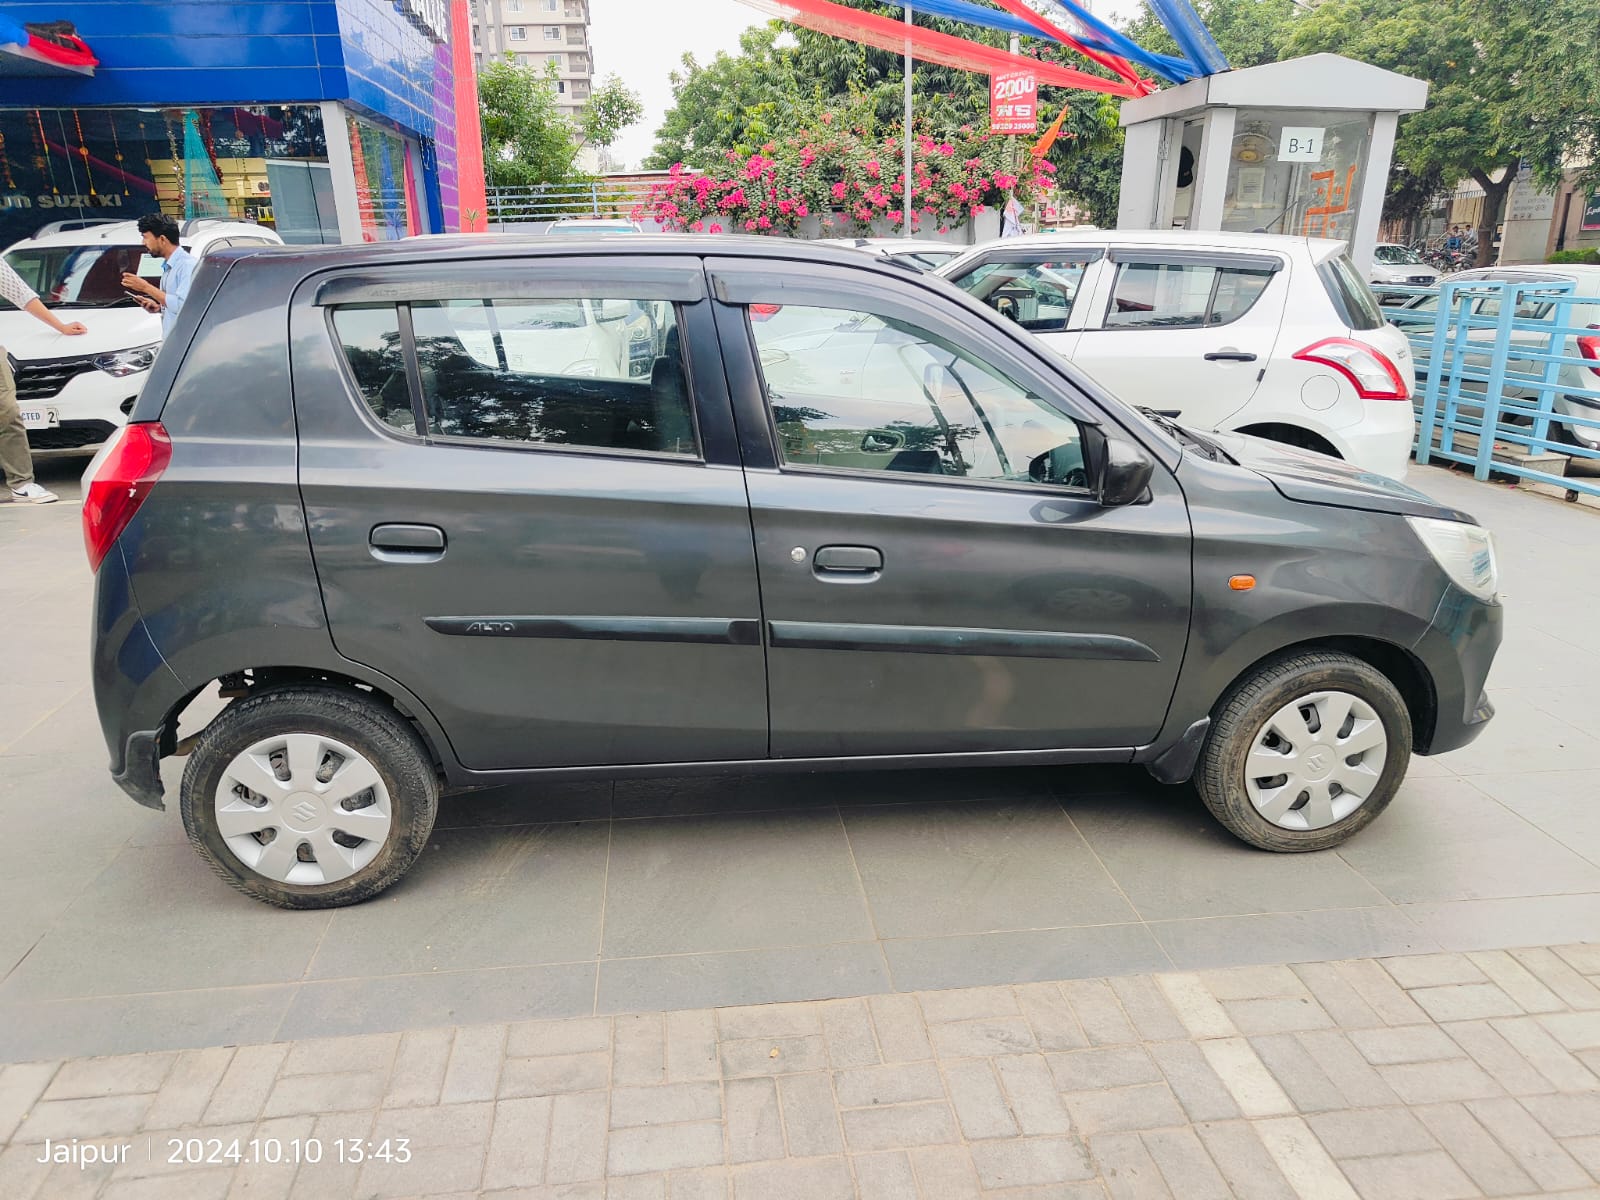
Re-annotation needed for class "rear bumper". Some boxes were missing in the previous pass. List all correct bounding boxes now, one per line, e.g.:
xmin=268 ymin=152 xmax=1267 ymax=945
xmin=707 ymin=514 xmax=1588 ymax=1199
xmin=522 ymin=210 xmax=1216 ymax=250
xmin=1328 ymin=402 xmax=1416 ymax=482
xmin=93 ymin=544 xmax=187 ymax=810
xmin=1411 ymin=584 xmax=1504 ymax=755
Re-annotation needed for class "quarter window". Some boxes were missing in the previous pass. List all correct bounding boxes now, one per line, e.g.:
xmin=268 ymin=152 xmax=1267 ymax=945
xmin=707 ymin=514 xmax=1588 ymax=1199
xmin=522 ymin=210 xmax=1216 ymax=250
xmin=331 ymin=296 xmax=694 ymax=456
xmin=332 ymin=304 xmax=413 ymax=433
xmin=1106 ymin=260 xmax=1275 ymax=329
xmin=950 ymin=258 xmax=1091 ymax=333
xmin=748 ymin=304 xmax=1089 ymax=489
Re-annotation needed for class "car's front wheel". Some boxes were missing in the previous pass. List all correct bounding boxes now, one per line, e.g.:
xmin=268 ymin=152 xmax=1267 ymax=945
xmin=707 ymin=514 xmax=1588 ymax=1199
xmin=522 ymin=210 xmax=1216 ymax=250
xmin=1195 ymin=652 xmax=1412 ymax=852
xmin=180 ymin=686 xmax=439 ymax=908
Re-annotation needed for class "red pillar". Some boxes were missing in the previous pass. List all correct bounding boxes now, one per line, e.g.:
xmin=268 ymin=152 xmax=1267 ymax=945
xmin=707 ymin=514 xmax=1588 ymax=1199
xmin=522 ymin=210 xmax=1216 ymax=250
xmin=452 ymin=0 xmax=489 ymax=233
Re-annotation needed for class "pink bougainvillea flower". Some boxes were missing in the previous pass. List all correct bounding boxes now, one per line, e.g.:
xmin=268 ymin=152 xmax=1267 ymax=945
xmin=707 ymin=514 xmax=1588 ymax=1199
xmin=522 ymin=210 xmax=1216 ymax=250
xmin=939 ymin=143 xmax=954 ymax=156
xmin=831 ymin=182 xmax=848 ymax=201
xmin=865 ymin=159 xmax=881 ymax=178
xmin=690 ymin=220 xmax=704 ymax=232
xmin=745 ymin=219 xmax=758 ymax=231
xmin=758 ymin=216 xmax=772 ymax=229
xmin=709 ymin=223 xmax=723 ymax=233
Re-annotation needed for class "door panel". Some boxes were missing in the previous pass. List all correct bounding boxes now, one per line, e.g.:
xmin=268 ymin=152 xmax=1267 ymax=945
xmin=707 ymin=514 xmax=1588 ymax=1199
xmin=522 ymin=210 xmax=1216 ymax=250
xmin=709 ymin=260 xmax=1192 ymax=759
xmin=291 ymin=260 xmax=767 ymax=771
xmin=1071 ymin=250 xmax=1287 ymax=428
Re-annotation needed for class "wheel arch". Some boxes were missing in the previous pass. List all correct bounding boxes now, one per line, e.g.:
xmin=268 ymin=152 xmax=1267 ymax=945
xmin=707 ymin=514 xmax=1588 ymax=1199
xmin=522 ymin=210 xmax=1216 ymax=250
xmin=1211 ymin=634 xmax=1437 ymax=752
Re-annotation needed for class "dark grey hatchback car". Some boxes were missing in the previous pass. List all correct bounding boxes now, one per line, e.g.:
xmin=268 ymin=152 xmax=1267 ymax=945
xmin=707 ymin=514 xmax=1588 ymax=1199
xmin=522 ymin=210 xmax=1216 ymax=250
xmin=85 ymin=237 xmax=1503 ymax=908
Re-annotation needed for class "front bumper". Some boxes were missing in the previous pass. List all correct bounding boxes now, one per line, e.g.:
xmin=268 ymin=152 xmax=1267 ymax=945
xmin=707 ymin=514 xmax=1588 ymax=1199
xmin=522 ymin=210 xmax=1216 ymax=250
xmin=1411 ymin=584 xmax=1504 ymax=754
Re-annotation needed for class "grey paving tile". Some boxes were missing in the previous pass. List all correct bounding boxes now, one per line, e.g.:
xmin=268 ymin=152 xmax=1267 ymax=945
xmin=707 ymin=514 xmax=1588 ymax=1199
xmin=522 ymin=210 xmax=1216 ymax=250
xmin=274 ymin=963 xmax=596 ymax=1040
xmin=600 ymin=810 xmax=874 ymax=957
xmin=595 ymin=942 xmax=890 ymax=1014
xmin=306 ymin=822 xmax=610 ymax=978
xmin=1338 ymin=774 xmax=1600 ymax=904
xmin=1399 ymin=894 xmax=1600 ymax=953
xmin=0 ymin=843 xmax=331 ymax=1004
xmin=881 ymin=923 xmax=1171 ymax=992
xmin=1067 ymin=790 xmax=1388 ymax=921
xmin=841 ymin=800 xmax=1136 ymax=937
xmin=611 ymin=773 xmax=832 ymax=819
xmin=0 ymin=986 xmax=295 ymax=1064
xmin=1467 ymin=770 xmax=1600 ymax=867
xmin=1149 ymin=907 xmax=1435 ymax=971
xmin=1440 ymin=689 xmax=1600 ymax=778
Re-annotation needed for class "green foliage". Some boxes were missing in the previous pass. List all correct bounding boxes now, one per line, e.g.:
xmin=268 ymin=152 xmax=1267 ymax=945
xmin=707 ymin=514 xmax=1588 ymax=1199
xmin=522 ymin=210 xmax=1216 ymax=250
xmin=579 ymin=74 xmax=644 ymax=152
xmin=477 ymin=57 xmax=585 ymax=190
xmin=1548 ymin=249 xmax=1600 ymax=265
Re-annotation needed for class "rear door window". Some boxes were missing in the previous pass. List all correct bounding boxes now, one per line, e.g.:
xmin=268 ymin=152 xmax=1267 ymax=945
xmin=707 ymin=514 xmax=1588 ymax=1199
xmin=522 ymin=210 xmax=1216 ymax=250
xmin=330 ymin=294 xmax=697 ymax=457
xmin=1103 ymin=258 xmax=1276 ymax=329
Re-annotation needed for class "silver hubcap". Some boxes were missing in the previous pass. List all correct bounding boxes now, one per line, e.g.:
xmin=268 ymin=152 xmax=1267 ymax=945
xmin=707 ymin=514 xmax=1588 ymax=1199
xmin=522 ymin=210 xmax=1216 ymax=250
xmin=214 ymin=734 xmax=392 ymax=885
xmin=1244 ymin=691 xmax=1388 ymax=831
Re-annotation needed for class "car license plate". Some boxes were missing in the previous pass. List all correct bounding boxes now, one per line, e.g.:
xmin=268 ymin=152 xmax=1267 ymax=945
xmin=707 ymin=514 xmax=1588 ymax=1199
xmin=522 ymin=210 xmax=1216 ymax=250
xmin=20 ymin=407 xmax=59 ymax=430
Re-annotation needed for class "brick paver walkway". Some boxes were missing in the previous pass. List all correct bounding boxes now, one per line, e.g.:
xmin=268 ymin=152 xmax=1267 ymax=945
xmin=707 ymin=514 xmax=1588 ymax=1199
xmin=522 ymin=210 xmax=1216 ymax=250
xmin=3 ymin=947 xmax=1599 ymax=1199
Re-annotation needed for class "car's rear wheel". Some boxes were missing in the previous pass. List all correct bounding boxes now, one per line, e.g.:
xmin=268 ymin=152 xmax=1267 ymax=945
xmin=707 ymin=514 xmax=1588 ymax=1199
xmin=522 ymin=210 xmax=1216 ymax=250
xmin=1195 ymin=652 xmax=1411 ymax=852
xmin=180 ymin=686 xmax=438 ymax=908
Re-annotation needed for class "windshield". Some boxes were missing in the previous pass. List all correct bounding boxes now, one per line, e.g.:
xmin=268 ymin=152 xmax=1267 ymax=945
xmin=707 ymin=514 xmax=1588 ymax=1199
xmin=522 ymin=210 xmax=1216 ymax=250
xmin=1374 ymin=245 xmax=1424 ymax=266
xmin=3 ymin=245 xmax=160 ymax=309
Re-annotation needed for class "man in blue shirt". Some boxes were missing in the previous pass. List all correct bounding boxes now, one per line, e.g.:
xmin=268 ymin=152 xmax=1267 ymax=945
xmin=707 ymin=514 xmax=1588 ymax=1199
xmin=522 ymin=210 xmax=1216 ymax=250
xmin=121 ymin=214 xmax=194 ymax=336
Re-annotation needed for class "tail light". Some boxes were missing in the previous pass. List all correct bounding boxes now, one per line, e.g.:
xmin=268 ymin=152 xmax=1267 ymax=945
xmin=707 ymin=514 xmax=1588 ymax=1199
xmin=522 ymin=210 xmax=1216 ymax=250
xmin=1578 ymin=326 xmax=1600 ymax=378
xmin=748 ymin=303 xmax=783 ymax=322
xmin=82 ymin=422 xmax=171 ymax=572
xmin=1294 ymin=337 xmax=1409 ymax=400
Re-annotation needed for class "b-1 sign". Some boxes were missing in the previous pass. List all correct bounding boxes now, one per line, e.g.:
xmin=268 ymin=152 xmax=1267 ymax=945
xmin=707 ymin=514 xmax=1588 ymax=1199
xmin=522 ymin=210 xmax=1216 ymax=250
xmin=1278 ymin=127 xmax=1325 ymax=163
xmin=990 ymin=71 xmax=1038 ymax=135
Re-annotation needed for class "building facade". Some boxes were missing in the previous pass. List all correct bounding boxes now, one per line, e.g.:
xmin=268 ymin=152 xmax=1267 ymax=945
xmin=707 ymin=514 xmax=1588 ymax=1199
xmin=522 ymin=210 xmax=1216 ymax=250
xmin=470 ymin=0 xmax=591 ymax=121
xmin=0 ymin=1 xmax=487 ymax=249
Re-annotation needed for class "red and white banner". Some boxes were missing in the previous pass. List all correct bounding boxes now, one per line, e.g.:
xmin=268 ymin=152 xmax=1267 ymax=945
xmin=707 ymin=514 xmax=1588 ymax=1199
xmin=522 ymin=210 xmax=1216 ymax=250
xmin=990 ymin=71 xmax=1038 ymax=135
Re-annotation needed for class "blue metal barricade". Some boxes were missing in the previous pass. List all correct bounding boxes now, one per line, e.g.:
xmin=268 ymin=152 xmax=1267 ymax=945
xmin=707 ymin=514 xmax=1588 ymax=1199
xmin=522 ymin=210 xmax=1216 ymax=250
xmin=1383 ymin=278 xmax=1600 ymax=498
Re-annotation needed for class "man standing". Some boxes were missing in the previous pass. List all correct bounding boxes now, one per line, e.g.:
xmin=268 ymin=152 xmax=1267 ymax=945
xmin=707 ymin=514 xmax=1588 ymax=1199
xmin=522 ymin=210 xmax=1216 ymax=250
xmin=1 ymin=258 xmax=88 ymax=504
xmin=120 ymin=214 xmax=195 ymax=334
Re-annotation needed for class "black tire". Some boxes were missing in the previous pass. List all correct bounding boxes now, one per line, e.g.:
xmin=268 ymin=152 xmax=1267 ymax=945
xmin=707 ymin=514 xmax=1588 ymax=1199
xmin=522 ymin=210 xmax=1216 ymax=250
xmin=1195 ymin=651 xmax=1412 ymax=852
xmin=180 ymin=686 xmax=439 ymax=908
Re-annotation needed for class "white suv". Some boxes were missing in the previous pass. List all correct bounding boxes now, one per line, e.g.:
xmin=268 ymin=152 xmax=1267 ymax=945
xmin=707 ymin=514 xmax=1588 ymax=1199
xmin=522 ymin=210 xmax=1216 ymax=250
xmin=2 ymin=217 xmax=283 ymax=454
xmin=939 ymin=231 xmax=1416 ymax=480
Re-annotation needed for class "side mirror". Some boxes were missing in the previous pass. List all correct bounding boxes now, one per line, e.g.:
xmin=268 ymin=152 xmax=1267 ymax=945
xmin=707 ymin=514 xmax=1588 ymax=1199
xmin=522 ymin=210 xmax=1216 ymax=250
xmin=1086 ymin=428 xmax=1154 ymax=507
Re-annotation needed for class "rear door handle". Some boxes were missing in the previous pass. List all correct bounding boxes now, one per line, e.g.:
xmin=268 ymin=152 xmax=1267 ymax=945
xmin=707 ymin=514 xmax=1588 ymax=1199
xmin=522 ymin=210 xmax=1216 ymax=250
xmin=370 ymin=523 xmax=446 ymax=562
xmin=1204 ymin=350 xmax=1258 ymax=362
xmin=814 ymin=545 xmax=883 ymax=575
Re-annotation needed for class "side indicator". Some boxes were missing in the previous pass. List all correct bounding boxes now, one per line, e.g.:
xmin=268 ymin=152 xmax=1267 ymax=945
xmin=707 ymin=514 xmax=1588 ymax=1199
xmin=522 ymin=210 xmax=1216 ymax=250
xmin=1229 ymin=575 xmax=1256 ymax=591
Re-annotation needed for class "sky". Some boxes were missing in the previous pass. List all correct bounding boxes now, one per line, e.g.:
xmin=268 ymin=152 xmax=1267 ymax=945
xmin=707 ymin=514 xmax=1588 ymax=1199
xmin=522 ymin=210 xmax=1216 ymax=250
xmin=590 ymin=0 xmax=1146 ymax=170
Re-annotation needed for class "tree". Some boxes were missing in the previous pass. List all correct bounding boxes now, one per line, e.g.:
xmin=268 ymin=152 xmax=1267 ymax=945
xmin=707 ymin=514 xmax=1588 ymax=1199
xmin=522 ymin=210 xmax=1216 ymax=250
xmin=1288 ymin=0 xmax=1600 ymax=266
xmin=477 ymin=58 xmax=583 ymax=190
xmin=578 ymin=74 xmax=644 ymax=156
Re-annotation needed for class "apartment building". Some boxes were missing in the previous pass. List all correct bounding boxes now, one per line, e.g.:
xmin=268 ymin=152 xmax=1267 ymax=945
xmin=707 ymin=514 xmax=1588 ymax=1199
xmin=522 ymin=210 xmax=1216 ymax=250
xmin=471 ymin=0 xmax=593 ymax=120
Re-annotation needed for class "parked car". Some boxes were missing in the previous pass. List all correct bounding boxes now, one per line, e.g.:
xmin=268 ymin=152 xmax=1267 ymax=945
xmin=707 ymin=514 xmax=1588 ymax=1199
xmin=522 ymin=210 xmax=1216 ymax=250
xmin=1 ymin=217 xmax=284 ymax=453
xmin=1369 ymin=243 xmax=1440 ymax=303
xmin=939 ymin=230 xmax=1417 ymax=481
xmin=1398 ymin=265 xmax=1600 ymax=452
xmin=86 ymin=236 xmax=1501 ymax=908
xmin=819 ymin=237 xmax=965 ymax=272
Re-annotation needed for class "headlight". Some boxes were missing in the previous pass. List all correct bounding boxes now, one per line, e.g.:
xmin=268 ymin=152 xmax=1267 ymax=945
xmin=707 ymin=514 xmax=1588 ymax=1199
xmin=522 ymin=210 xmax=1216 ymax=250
xmin=93 ymin=344 xmax=158 ymax=377
xmin=1406 ymin=516 xmax=1499 ymax=602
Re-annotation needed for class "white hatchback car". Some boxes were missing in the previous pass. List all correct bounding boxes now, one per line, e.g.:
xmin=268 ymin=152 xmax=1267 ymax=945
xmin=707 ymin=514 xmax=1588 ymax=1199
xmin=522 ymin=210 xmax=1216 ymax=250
xmin=939 ymin=230 xmax=1416 ymax=480
xmin=2 ymin=217 xmax=283 ymax=453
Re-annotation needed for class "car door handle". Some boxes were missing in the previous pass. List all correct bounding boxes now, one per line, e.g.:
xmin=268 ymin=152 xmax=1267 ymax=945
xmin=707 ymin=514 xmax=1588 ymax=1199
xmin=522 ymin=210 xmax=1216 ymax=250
xmin=370 ymin=523 xmax=446 ymax=562
xmin=814 ymin=545 xmax=883 ymax=575
xmin=1204 ymin=350 xmax=1258 ymax=362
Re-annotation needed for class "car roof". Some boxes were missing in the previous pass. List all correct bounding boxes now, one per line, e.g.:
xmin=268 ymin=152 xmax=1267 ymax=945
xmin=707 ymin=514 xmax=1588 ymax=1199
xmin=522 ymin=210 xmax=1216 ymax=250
xmin=952 ymin=228 xmax=1344 ymax=257
xmin=216 ymin=232 xmax=933 ymax=272
xmin=7 ymin=218 xmax=280 ymax=251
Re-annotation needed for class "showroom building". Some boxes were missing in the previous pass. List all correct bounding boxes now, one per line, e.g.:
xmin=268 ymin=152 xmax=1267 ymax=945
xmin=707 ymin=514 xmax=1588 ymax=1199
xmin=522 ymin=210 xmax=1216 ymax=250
xmin=0 ymin=1 xmax=486 ymax=249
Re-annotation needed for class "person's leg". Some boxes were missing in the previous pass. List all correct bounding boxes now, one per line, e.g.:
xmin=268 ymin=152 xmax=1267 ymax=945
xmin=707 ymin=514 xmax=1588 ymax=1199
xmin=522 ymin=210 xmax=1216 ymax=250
xmin=0 ymin=349 xmax=36 ymax=491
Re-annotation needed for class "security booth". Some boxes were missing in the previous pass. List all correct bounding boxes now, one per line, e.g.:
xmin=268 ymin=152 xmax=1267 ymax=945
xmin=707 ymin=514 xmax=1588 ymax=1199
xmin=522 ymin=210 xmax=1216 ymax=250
xmin=1115 ymin=53 xmax=1428 ymax=273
